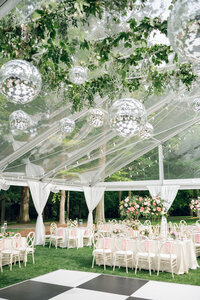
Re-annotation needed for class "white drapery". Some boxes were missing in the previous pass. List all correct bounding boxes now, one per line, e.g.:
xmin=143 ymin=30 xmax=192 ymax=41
xmin=147 ymin=185 xmax=179 ymax=237
xmin=28 ymin=181 xmax=51 ymax=245
xmin=0 ymin=179 xmax=10 ymax=191
xmin=83 ymin=186 xmax=105 ymax=227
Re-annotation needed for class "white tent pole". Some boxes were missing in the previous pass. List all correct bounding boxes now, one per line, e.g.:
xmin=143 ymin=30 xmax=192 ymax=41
xmin=158 ymin=144 xmax=164 ymax=185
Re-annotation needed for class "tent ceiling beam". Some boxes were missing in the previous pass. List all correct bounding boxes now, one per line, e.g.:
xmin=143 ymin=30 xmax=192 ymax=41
xmin=0 ymin=0 xmax=21 ymax=19
xmin=158 ymin=144 xmax=164 ymax=184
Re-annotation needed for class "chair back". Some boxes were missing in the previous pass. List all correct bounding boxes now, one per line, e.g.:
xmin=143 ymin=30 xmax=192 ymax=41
xmin=50 ymin=223 xmax=57 ymax=235
xmin=13 ymin=232 xmax=22 ymax=249
xmin=27 ymin=232 xmax=35 ymax=248
xmin=144 ymin=220 xmax=151 ymax=226
xmin=68 ymin=228 xmax=77 ymax=238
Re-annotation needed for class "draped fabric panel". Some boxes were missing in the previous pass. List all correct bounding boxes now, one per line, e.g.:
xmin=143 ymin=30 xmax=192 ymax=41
xmin=83 ymin=186 xmax=105 ymax=227
xmin=147 ymin=185 xmax=161 ymax=198
xmin=147 ymin=185 xmax=180 ymax=237
xmin=28 ymin=181 xmax=51 ymax=245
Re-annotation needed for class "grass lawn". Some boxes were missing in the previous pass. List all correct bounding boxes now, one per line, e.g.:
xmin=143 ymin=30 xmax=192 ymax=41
xmin=0 ymin=246 xmax=200 ymax=289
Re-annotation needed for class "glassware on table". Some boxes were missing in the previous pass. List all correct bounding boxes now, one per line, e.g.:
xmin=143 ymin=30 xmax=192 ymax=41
xmin=1 ymin=226 xmax=5 ymax=235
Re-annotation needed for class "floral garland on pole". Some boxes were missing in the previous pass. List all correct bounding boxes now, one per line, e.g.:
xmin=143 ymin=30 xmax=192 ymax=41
xmin=189 ymin=197 xmax=200 ymax=217
xmin=119 ymin=195 xmax=167 ymax=220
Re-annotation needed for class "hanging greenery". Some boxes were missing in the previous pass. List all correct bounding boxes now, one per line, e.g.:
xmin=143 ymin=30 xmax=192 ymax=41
xmin=0 ymin=0 xmax=196 ymax=111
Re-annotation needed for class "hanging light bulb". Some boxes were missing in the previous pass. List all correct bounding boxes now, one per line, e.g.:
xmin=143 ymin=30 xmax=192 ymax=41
xmin=69 ymin=66 xmax=87 ymax=85
xmin=9 ymin=110 xmax=31 ymax=131
xmin=60 ymin=117 xmax=75 ymax=134
xmin=109 ymin=98 xmax=147 ymax=137
xmin=0 ymin=59 xmax=42 ymax=104
xmin=140 ymin=122 xmax=154 ymax=140
xmin=168 ymin=0 xmax=200 ymax=63
xmin=88 ymin=108 xmax=104 ymax=128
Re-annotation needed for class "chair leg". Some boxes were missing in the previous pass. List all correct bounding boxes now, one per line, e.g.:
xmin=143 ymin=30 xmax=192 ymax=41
xmin=92 ymin=256 xmax=95 ymax=268
xmin=135 ymin=258 xmax=138 ymax=275
xmin=32 ymin=252 xmax=35 ymax=264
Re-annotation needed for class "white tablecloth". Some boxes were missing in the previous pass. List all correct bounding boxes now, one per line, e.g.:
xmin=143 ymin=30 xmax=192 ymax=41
xmin=59 ymin=227 xmax=86 ymax=248
xmin=96 ymin=237 xmax=199 ymax=274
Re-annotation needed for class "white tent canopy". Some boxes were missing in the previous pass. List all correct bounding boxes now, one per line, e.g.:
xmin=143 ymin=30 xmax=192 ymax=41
xmin=0 ymin=1 xmax=200 ymax=244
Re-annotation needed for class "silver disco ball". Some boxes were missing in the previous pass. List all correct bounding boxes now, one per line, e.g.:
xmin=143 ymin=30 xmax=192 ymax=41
xmin=109 ymin=98 xmax=147 ymax=137
xmin=140 ymin=122 xmax=154 ymax=140
xmin=168 ymin=0 xmax=200 ymax=62
xmin=9 ymin=110 xmax=31 ymax=131
xmin=88 ymin=108 xmax=104 ymax=128
xmin=60 ymin=117 xmax=75 ymax=134
xmin=193 ymin=98 xmax=200 ymax=112
xmin=69 ymin=66 xmax=87 ymax=85
xmin=0 ymin=60 xmax=42 ymax=104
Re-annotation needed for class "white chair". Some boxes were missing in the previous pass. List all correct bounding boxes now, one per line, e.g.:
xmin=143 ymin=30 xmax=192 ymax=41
xmin=113 ymin=238 xmax=134 ymax=273
xmin=92 ymin=233 xmax=112 ymax=270
xmin=18 ymin=231 xmax=35 ymax=266
xmin=49 ymin=224 xmax=64 ymax=249
xmin=193 ymin=232 xmax=200 ymax=257
xmin=43 ymin=223 xmax=55 ymax=247
xmin=67 ymin=228 xmax=78 ymax=249
xmin=83 ymin=226 xmax=94 ymax=247
xmin=1 ymin=237 xmax=21 ymax=271
xmin=135 ymin=238 xmax=156 ymax=276
xmin=157 ymin=241 xmax=177 ymax=278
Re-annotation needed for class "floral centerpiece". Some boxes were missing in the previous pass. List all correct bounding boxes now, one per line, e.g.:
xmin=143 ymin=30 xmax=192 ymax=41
xmin=0 ymin=231 xmax=14 ymax=238
xmin=170 ymin=231 xmax=178 ymax=240
xmin=119 ymin=195 xmax=167 ymax=220
xmin=113 ymin=228 xmax=121 ymax=235
xmin=190 ymin=197 xmax=200 ymax=217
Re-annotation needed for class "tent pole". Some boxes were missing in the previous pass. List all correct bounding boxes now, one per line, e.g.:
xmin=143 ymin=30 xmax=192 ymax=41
xmin=158 ymin=144 xmax=164 ymax=185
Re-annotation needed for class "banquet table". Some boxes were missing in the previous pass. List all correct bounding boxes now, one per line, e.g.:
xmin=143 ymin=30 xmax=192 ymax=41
xmin=96 ymin=237 xmax=199 ymax=274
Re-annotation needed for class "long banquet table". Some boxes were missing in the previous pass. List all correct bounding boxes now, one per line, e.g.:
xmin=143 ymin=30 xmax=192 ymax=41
xmin=96 ymin=237 xmax=199 ymax=274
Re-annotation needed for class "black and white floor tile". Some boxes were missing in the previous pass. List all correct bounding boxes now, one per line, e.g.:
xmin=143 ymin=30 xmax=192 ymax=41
xmin=0 ymin=269 xmax=200 ymax=300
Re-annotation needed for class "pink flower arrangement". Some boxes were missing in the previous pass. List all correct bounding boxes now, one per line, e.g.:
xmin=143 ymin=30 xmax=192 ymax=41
xmin=119 ymin=195 xmax=167 ymax=219
xmin=190 ymin=197 xmax=200 ymax=214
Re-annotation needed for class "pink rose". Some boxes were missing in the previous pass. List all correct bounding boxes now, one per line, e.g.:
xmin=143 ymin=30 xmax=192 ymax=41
xmin=139 ymin=197 xmax=143 ymax=202
xmin=126 ymin=210 xmax=130 ymax=213
xmin=120 ymin=205 xmax=123 ymax=210
xmin=129 ymin=206 xmax=134 ymax=212
xmin=125 ymin=197 xmax=129 ymax=202
xmin=125 ymin=203 xmax=128 ymax=207
xmin=153 ymin=202 xmax=156 ymax=206
xmin=157 ymin=207 xmax=161 ymax=212
xmin=140 ymin=207 xmax=144 ymax=212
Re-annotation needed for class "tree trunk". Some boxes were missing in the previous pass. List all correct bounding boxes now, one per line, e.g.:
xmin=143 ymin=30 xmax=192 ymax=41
xmin=95 ymin=193 xmax=105 ymax=223
xmin=118 ymin=191 xmax=122 ymax=203
xmin=128 ymin=190 xmax=131 ymax=198
xmin=67 ymin=191 xmax=70 ymax=220
xmin=19 ymin=187 xmax=30 ymax=223
xmin=1 ymin=196 xmax=5 ymax=222
xmin=59 ymin=190 xmax=66 ymax=225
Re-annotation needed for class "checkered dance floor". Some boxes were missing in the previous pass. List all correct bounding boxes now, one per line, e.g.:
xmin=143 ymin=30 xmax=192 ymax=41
xmin=0 ymin=269 xmax=200 ymax=300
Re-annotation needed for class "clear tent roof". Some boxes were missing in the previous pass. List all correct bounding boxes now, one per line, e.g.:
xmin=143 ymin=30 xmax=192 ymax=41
xmin=0 ymin=0 xmax=200 ymax=189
